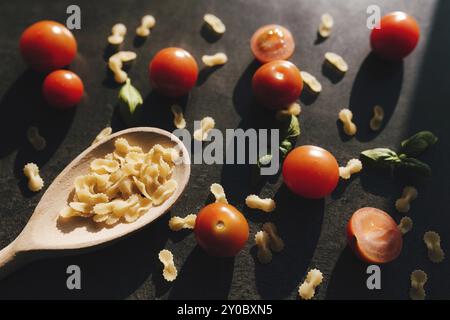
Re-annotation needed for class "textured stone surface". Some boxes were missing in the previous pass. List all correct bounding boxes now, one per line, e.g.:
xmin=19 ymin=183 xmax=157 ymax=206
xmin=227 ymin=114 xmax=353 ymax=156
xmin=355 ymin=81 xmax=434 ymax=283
xmin=0 ymin=0 xmax=449 ymax=299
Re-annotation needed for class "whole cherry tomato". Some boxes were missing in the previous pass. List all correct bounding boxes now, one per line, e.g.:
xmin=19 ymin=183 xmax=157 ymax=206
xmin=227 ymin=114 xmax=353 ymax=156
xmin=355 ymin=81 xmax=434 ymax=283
xmin=370 ymin=12 xmax=420 ymax=61
xmin=20 ymin=20 xmax=77 ymax=73
xmin=252 ymin=60 xmax=303 ymax=110
xmin=282 ymin=145 xmax=339 ymax=199
xmin=250 ymin=24 xmax=295 ymax=64
xmin=42 ymin=70 xmax=84 ymax=109
xmin=347 ymin=207 xmax=403 ymax=264
xmin=148 ymin=47 xmax=198 ymax=97
xmin=194 ymin=202 xmax=249 ymax=257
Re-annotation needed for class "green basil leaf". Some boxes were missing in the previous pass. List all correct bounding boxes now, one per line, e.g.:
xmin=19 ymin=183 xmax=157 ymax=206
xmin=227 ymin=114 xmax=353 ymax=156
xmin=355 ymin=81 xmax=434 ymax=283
xmin=394 ymin=157 xmax=432 ymax=182
xmin=280 ymin=115 xmax=300 ymax=139
xmin=400 ymin=131 xmax=438 ymax=157
xmin=118 ymin=79 xmax=143 ymax=114
xmin=279 ymin=140 xmax=293 ymax=158
xmin=360 ymin=148 xmax=401 ymax=169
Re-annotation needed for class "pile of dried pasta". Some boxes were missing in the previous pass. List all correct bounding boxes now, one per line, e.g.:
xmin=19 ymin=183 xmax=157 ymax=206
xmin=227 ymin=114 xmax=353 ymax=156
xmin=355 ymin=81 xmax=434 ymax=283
xmin=59 ymin=138 xmax=179 ymax=225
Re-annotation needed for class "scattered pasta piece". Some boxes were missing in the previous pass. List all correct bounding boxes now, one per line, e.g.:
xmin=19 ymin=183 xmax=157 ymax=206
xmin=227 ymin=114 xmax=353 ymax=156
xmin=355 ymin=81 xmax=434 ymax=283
xmin=423 ymin=231 xmax=445 ymax=263
xmin=395 ymin=186 xmax=418 ymax=213
xmin=171 ymin=105 xmax=186 ymax=129
xmin=276 ymin=102 xmax=301 ymax=120
xmin=26 ymin=126 xmax=46 ymax=151
xmin=262 ymin=222 xmax=284 ymax=252
xmin=255 ymin=230 xmax=272 ymax=264
xmin=339 ymin=159 xmax=362 ymax=180
xmin=136 ymin=15 xmax=155 ymax=37
xmin=325 ymin=52 xmax=348 ymax=73
xmin=202 ymin=53 xmax=228 ymax=67
xmin=370 ymin=105 xmax=384 ymax=131
xmin=210 ymin=183 xmax=228 ymax=204
xmin=193 ymin=116 xmax=215 ymax=141
xmin=169 ymin=214 xmax=196 ymax=231
xmin=92 ymin=127 xmax=112 ymax=145
xmin=23 ymin=163 xmax=44 ymax=192
xmin=108 ymin=51 xmax=137 ymax=84
xmin=410 ymin=270 xmax=427 ymax=300
xmin=398 ymin=217 xmax=413 ymax=235
xmin=339 ymin=108 xmax=357 ymax=136
xmin=300 ymin=71 xmax=322 ymax=93
xmin=59 ymin=138 xmax=178 ymax=225
xmin=158 ymin=249 xmax=178 ymax=282
xmin=204 ymin=13 xmax=226 ymax=34
xmin=245 ymin=195 xmax=275 ymax=213
xmin=108 ymin=23 xmax=127 ymax=45
xmin=299 ymin=269 xmax=323 ymax=300
xmin=318 ymin=13 xmax=334 ymax=38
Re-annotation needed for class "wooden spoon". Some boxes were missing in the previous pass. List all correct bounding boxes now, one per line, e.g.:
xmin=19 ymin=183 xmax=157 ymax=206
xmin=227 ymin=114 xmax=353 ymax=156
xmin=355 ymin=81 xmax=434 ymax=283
xmin=0 ymin=127 xmax=190 ymax=279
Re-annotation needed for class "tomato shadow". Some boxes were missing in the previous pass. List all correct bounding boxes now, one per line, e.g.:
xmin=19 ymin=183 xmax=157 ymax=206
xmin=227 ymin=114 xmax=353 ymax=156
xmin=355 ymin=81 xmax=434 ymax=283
xmin=0 ymin=215 xmax=170 ymax=299
xmin=232 ymin=59 xmax=261 ymax=118
xmin=349 ymin=52 xmax=403 ymax=142
xmin=196 ymin=65 xmax=224 ymax=87
xmin=168 ymin=246 xmax=234 ymax=299
xmin=252 ymin=185 xmax=325 ymax=299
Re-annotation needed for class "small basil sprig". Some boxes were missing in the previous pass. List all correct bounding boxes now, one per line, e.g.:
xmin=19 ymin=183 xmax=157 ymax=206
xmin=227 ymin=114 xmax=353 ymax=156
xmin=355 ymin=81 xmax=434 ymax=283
xmin=279 ymin=115 xmax=300 ymax=158
xmin=400 ymin=131 xmax=438 ymax=157
xmin=360 ymin=148 xmax=402 ymax=169
xmin=395 ymin=157 xmax=432 ymax=181
xmin=118 ymin=79 xmax=143 ymax=126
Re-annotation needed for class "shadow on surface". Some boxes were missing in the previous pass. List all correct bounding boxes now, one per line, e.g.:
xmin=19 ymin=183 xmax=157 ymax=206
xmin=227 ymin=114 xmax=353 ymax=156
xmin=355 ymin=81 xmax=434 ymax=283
xmin=232 ymin=59 xmax=260 ymax=117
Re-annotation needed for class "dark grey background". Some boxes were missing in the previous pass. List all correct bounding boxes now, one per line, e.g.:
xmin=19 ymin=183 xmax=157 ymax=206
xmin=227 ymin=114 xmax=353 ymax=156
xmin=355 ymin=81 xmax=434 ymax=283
xmin=0 ymin=0 xmax=448 ymax=299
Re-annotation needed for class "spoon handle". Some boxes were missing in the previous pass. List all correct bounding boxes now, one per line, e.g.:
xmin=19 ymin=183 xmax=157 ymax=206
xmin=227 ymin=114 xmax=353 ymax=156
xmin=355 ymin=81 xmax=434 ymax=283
xmin=0 ymin=241 xmax=30 ymax=280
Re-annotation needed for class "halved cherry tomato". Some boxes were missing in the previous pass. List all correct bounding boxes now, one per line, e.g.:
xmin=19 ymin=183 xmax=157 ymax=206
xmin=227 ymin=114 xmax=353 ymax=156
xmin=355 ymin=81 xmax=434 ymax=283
xmin=42 ymin=70 xmax=84 ymax=109
xmin=252 ymin=60 xmax=303 ymax=110
xmin=347 ymin=207 xmax=403 ymax=264
xmin=148 ymin=47 xmax=198 ymax=97
xmin=282 ymin=145 xmax=339 ymax=199
xmin=20 ymin=20 xmax=77 ymax=73
xmin=194 ymin=202 xmax=249 ymax=257
xmin=370 ymin=12 xmax=420 ymax=61
xmin=250 ymin=24 xmax=295 ymax=64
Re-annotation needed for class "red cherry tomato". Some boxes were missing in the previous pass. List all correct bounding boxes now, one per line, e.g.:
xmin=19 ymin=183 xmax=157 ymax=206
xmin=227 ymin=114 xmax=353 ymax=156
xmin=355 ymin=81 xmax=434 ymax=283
xmin=194 ymin=202 xmax=249 ymax=257
xmin=252 ymin=60 xmax=303 ymax=110
xmin=370 ymin=12 xmax=420 ymax=61
xmin=250 ymin=24 xmax=295 ymax=64
xmin=148 ymin=47 xmax=198 ymax=97
xmin=20 ymin=20 xmax=77 ymax=73
xmin=282 ymin=145 xmax=339 ymax=199
xmin=42 ymin=70 xmax=84 ymax=109
xmin=347 ymin=207 xmax=403 ymax=264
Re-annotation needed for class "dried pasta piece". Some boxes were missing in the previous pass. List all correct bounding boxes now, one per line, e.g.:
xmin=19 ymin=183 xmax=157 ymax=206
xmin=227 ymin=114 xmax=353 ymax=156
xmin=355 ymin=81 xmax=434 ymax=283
xmin=23 ymin=163 xmax=44 ymax=192
xmin=339 ymin=159 xmax=362 ymax=180
xmin=92 ymin=127 xmax=112 ymax=145
xmin=108 ymin=51 xmax=137 ymax=84
xmin=395 ymin=186 xmax=418 ymax=213
xmin=398 ymin=217 xmax=413 ymax=235
xmin=115 ymin=137 xmax=142 ymax=155
xmin=202 ymin=53 xmax=228 ymax=66
xmin=245 ymin=195 xmax=275 ymax=213
xmin=300 ymin=71 xmax=322 ymax=93
xmin=210 ymin=183 xmax=228 ymax=204
xmin=136 ymin=15 xmax=155 ymax=37
xmin=255 ymin=231 xmax=272 ymax=264
xmin=318 ymin=13 xmax=334 ymax=38
xmin=325 ymin=52 xmax=348 ymax=73
xmin=169 ymin=214 xmax=197 ymax=231
xmin=204 ymin=13 xmax=226 ymax=34
xmin=410 ymin=270 xmax=427 ymax=300
xmin=276 ymin=102 xmax=301 ymax=120
xmin=193 ymin=116 xmax=215 ymax=141
xmin=159 ymin=249 xmax=178 ymax=281
xmin=90 ymin=158 xmax=120 ymax=174
xmin=423 ymin=231 xmax=445 ymax=263
xmin=339 ymin=108 xmax=357 ymax=136
xmin=262 ymin=223 xmax=284 ymax=252
xmin=108 ymin=23 xmax=126 ymax=45
xmin=298 ymin=269 xmax=323 ymax=300
xmin=370 ymin=105 xmax=384 ymax=131
xmin=27 ymin=126 xmax=46 ymax=151
xmin=152 ymin=180 xmax=177 ymax=205
xmin=171 ymin=105 xmax=186 ymax=129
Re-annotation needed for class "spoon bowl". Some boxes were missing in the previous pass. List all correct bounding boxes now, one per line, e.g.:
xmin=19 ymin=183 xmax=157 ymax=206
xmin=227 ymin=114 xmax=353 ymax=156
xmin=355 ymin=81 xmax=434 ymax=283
xmin=0 ymin=127 xmax=190 ymax=278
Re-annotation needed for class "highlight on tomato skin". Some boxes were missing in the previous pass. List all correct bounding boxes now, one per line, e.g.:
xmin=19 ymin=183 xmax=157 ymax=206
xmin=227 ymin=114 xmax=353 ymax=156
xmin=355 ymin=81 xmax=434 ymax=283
xmin=370 ymin=11 xmax=420 ymax=61
xmin=250 ymin=24 xmax=295 ymax=64
xmin=347 ymin=207 xmax=403 ymax=264
xmin=194 ymin=202 xmax=249 ymax=258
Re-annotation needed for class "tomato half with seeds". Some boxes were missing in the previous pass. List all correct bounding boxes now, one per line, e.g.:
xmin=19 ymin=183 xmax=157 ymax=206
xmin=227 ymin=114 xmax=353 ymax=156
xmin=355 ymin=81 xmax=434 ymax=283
xmin=250 ymin=24 xmax=295 ymax=63
xmin=252 ymin=60 xmax=303 ymax=110
xmin=370 ymin=12 xmax=420 ymax=61
xmin=282 ymin=145 xmax=339 ymax=199
xmin=20 ymin=20 xmax=77 ymax=72
xmin=347 ymin=207 xmax=403 ymax=264
xmin=194 ymin=202 xmax=249 ymax=257
xmin=42 ymin=70 xmax=84 ymax=109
